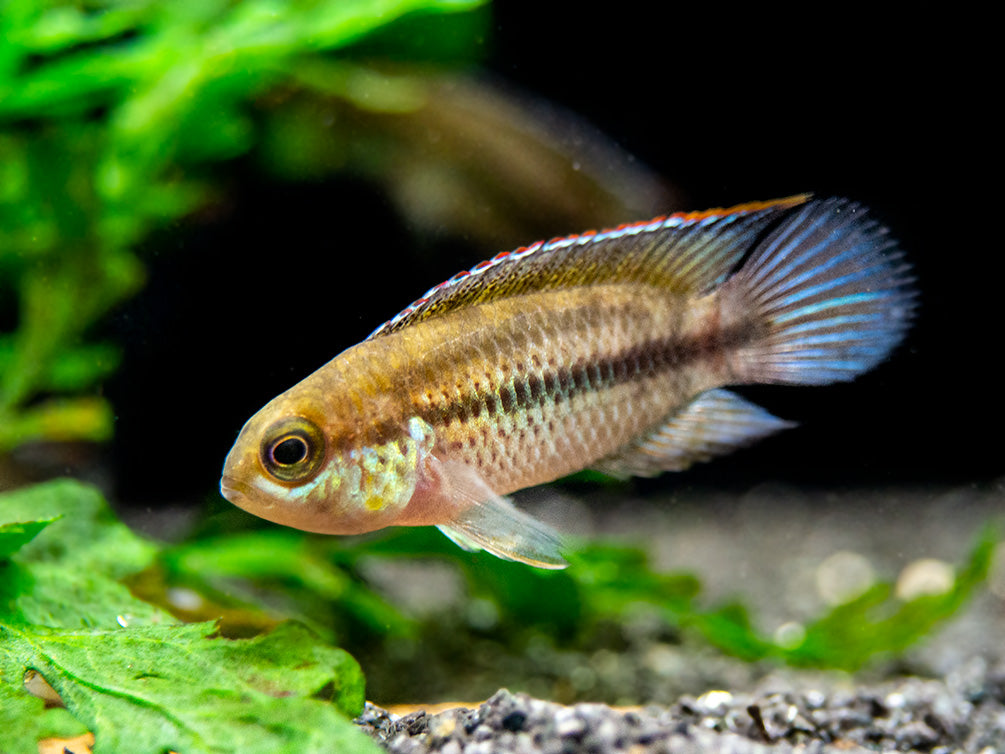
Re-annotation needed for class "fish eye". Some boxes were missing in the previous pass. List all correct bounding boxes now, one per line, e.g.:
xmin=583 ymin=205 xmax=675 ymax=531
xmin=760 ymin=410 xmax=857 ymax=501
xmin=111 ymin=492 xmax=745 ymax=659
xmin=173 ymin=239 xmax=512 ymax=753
xmin=260 ymin=417 xmax=325 ymax=483
xmin=272 ymin=436 xmax=308 ymax=466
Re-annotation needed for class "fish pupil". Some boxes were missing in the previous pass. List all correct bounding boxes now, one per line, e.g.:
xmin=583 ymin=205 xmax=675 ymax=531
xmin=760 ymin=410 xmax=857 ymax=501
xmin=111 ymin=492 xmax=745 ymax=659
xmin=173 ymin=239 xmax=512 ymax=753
xmin=272 ymin=436 xmax=308 ymax=466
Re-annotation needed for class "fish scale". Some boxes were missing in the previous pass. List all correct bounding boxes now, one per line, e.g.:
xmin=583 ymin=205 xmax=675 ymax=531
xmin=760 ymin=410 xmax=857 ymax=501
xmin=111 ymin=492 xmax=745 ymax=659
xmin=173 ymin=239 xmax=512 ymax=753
xmin=221 ymin=196 xmax=914 ymax=568
xmin=400 ymin=285 xmax=718 ymax=491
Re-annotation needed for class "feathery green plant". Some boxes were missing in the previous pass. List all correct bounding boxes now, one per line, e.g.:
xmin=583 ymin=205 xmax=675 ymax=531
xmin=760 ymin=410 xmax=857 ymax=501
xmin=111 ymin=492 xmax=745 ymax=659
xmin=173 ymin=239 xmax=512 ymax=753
xmin=0 ymin=0 xmax=486 ymax=451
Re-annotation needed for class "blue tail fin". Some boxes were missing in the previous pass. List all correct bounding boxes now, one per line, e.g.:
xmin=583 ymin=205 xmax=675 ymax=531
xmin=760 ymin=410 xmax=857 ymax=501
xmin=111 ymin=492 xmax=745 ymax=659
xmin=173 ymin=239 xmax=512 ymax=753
xmin=723 ymin=198 xmax=915 ymax=385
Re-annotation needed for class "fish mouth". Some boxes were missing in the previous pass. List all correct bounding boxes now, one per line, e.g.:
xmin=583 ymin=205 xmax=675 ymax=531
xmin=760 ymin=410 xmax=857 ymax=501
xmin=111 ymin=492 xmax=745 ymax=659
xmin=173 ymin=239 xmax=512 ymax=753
xmin=220 ymin=475 xmax=253 ymax=507
xmin=220 ymin=475 xmax=280 ymax=517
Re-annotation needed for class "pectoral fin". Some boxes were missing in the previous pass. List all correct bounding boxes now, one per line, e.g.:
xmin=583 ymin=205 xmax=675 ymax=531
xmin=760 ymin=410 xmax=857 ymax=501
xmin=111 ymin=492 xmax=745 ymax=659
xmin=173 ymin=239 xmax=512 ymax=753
xmin=433 ymin=457 xmax=567 ymax=569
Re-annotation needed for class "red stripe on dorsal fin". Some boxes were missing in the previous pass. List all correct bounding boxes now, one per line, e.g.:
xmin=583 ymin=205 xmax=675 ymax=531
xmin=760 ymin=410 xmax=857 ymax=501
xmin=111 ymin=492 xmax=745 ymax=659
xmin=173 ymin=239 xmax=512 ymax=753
xmin=368 ymin=195 xmax=810 ymax=339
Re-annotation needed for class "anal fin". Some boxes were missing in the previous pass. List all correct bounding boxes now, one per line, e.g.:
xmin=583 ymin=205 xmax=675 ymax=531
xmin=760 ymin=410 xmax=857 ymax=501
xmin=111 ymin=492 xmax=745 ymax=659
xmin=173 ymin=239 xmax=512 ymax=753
xmin=592 ymin=389 xmax=793 ymax=478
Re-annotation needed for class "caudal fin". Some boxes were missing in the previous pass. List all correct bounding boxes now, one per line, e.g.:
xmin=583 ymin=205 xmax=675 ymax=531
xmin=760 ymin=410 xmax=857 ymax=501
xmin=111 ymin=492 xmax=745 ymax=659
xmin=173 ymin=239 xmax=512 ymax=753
xmin=722 ymin=197 xmax=915 ymax=385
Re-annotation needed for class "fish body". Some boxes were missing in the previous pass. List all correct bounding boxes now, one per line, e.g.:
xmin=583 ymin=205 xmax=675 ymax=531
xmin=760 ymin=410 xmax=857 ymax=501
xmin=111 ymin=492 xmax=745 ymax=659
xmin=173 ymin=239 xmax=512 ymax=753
xmin=221 ymin=196 xmax=914 ymax=568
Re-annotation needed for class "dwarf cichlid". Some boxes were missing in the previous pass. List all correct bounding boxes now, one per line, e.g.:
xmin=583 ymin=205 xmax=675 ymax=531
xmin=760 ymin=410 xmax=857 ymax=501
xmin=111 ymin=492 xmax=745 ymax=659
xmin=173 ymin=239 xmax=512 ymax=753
xmin=221 ymin=196 xmax=913 ymax=568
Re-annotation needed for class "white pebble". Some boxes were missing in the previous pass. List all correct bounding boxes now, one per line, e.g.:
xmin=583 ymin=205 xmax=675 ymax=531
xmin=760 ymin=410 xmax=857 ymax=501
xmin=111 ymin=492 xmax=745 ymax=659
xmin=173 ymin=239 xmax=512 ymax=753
xmin=553 ymin=707 xmax=585 ymax=737
xmin=773 ymin=621 xmax=806 ymax=649
xmin=816 ymin=551 xmax=875 ymax=605
xmin=167 ymin=586 xmax=204 ymax=611
xmin=696 ymin=689 xmax=733 ymax=712
xmin=896 ymin=558 xmax=955 ymax=599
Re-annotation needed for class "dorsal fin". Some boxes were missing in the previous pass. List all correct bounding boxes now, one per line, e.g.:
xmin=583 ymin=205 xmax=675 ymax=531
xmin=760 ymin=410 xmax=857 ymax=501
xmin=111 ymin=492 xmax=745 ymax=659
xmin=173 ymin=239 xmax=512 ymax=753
xmin=367 ymin=195 xmax=810 ymax=339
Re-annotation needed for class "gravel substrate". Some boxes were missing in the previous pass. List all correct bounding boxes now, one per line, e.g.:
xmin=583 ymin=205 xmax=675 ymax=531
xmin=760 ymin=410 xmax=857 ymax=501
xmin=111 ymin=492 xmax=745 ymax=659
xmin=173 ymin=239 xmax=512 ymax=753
xmin=358 ymin=657 xmax=1005 ymax=753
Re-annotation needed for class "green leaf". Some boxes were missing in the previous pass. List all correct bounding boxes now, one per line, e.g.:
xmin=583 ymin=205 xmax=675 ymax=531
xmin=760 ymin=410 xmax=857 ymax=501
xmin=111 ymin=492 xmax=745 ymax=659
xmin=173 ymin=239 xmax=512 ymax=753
xmin=0 ymin=480 xmax=155 ymax=577
xmin=784 ymin=525 xmax=1001 ymax=670
xmin=0 ymin=397 xmax=115 ymax=451
xmin=0 ymin=481 xmax=376 ymax=752
xmin=0 ymin=480 xmax=164 ymax=627
xmin=0 ymin=620 xmax=378 ymax=754
xmin=0 ymin=679 xmax=88 ymax=754
xmin=0 ymin=517 xmax=57 ymax=560
xmin=0 ymin=338 xmax=121 ymax=393
xmin=160 ymin=529 xmax=414 ymax=641
xmin=461 ymin=552 xmax=581 ymax=637
xmin=166 ymin=530 xmax=353 ymax=597
xmin=688 ymin=602 xmax=776 ymax=662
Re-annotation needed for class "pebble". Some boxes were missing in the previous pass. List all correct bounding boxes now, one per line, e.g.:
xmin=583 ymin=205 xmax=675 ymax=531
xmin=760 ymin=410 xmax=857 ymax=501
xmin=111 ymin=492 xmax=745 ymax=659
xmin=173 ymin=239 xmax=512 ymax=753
xmin=896 ymin=558 xmax=956 ymax=599
xmin=358 ymin=662 xmax=1005 ymax=753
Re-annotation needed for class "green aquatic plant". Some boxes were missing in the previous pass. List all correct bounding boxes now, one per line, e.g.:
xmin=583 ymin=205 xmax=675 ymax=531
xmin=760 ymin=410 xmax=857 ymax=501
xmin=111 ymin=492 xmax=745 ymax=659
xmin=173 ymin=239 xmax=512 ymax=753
xmin=562 ymin=532 xmax=999 ymax=670
xmin=0 ymin=480 xmax=377 ymax=754
xmin=163 ymin=512 xmax=1001 ymax=675
xmin=0 ymin=0 xmax=487 ymax=452
xmin=152 ymin=527 xmax=415 ymax=643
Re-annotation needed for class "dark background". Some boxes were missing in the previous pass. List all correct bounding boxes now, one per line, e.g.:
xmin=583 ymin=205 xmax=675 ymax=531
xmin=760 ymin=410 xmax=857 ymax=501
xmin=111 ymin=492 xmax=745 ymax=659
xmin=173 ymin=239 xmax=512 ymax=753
xmin=105 ymin=7 xmax=999 ymax=506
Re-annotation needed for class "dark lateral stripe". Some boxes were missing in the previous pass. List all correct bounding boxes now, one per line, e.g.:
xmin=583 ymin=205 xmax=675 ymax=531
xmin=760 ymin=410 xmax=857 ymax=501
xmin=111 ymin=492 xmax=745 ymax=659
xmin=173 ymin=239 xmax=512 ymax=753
xmin=419 ymin=324 xmax=753 ymax=430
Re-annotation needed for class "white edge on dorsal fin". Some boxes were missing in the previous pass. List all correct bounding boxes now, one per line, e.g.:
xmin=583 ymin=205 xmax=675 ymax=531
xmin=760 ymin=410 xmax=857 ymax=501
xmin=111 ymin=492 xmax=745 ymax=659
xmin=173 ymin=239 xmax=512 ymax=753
xmin=367 ymin=196 xmax=811 ymax=339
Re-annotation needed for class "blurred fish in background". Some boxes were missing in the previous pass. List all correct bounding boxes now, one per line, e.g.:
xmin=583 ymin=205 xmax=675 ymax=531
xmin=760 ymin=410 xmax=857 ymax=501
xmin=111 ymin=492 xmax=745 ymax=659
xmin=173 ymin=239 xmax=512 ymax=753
xmin=0 ymin=0 xmax=681 ymax=496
